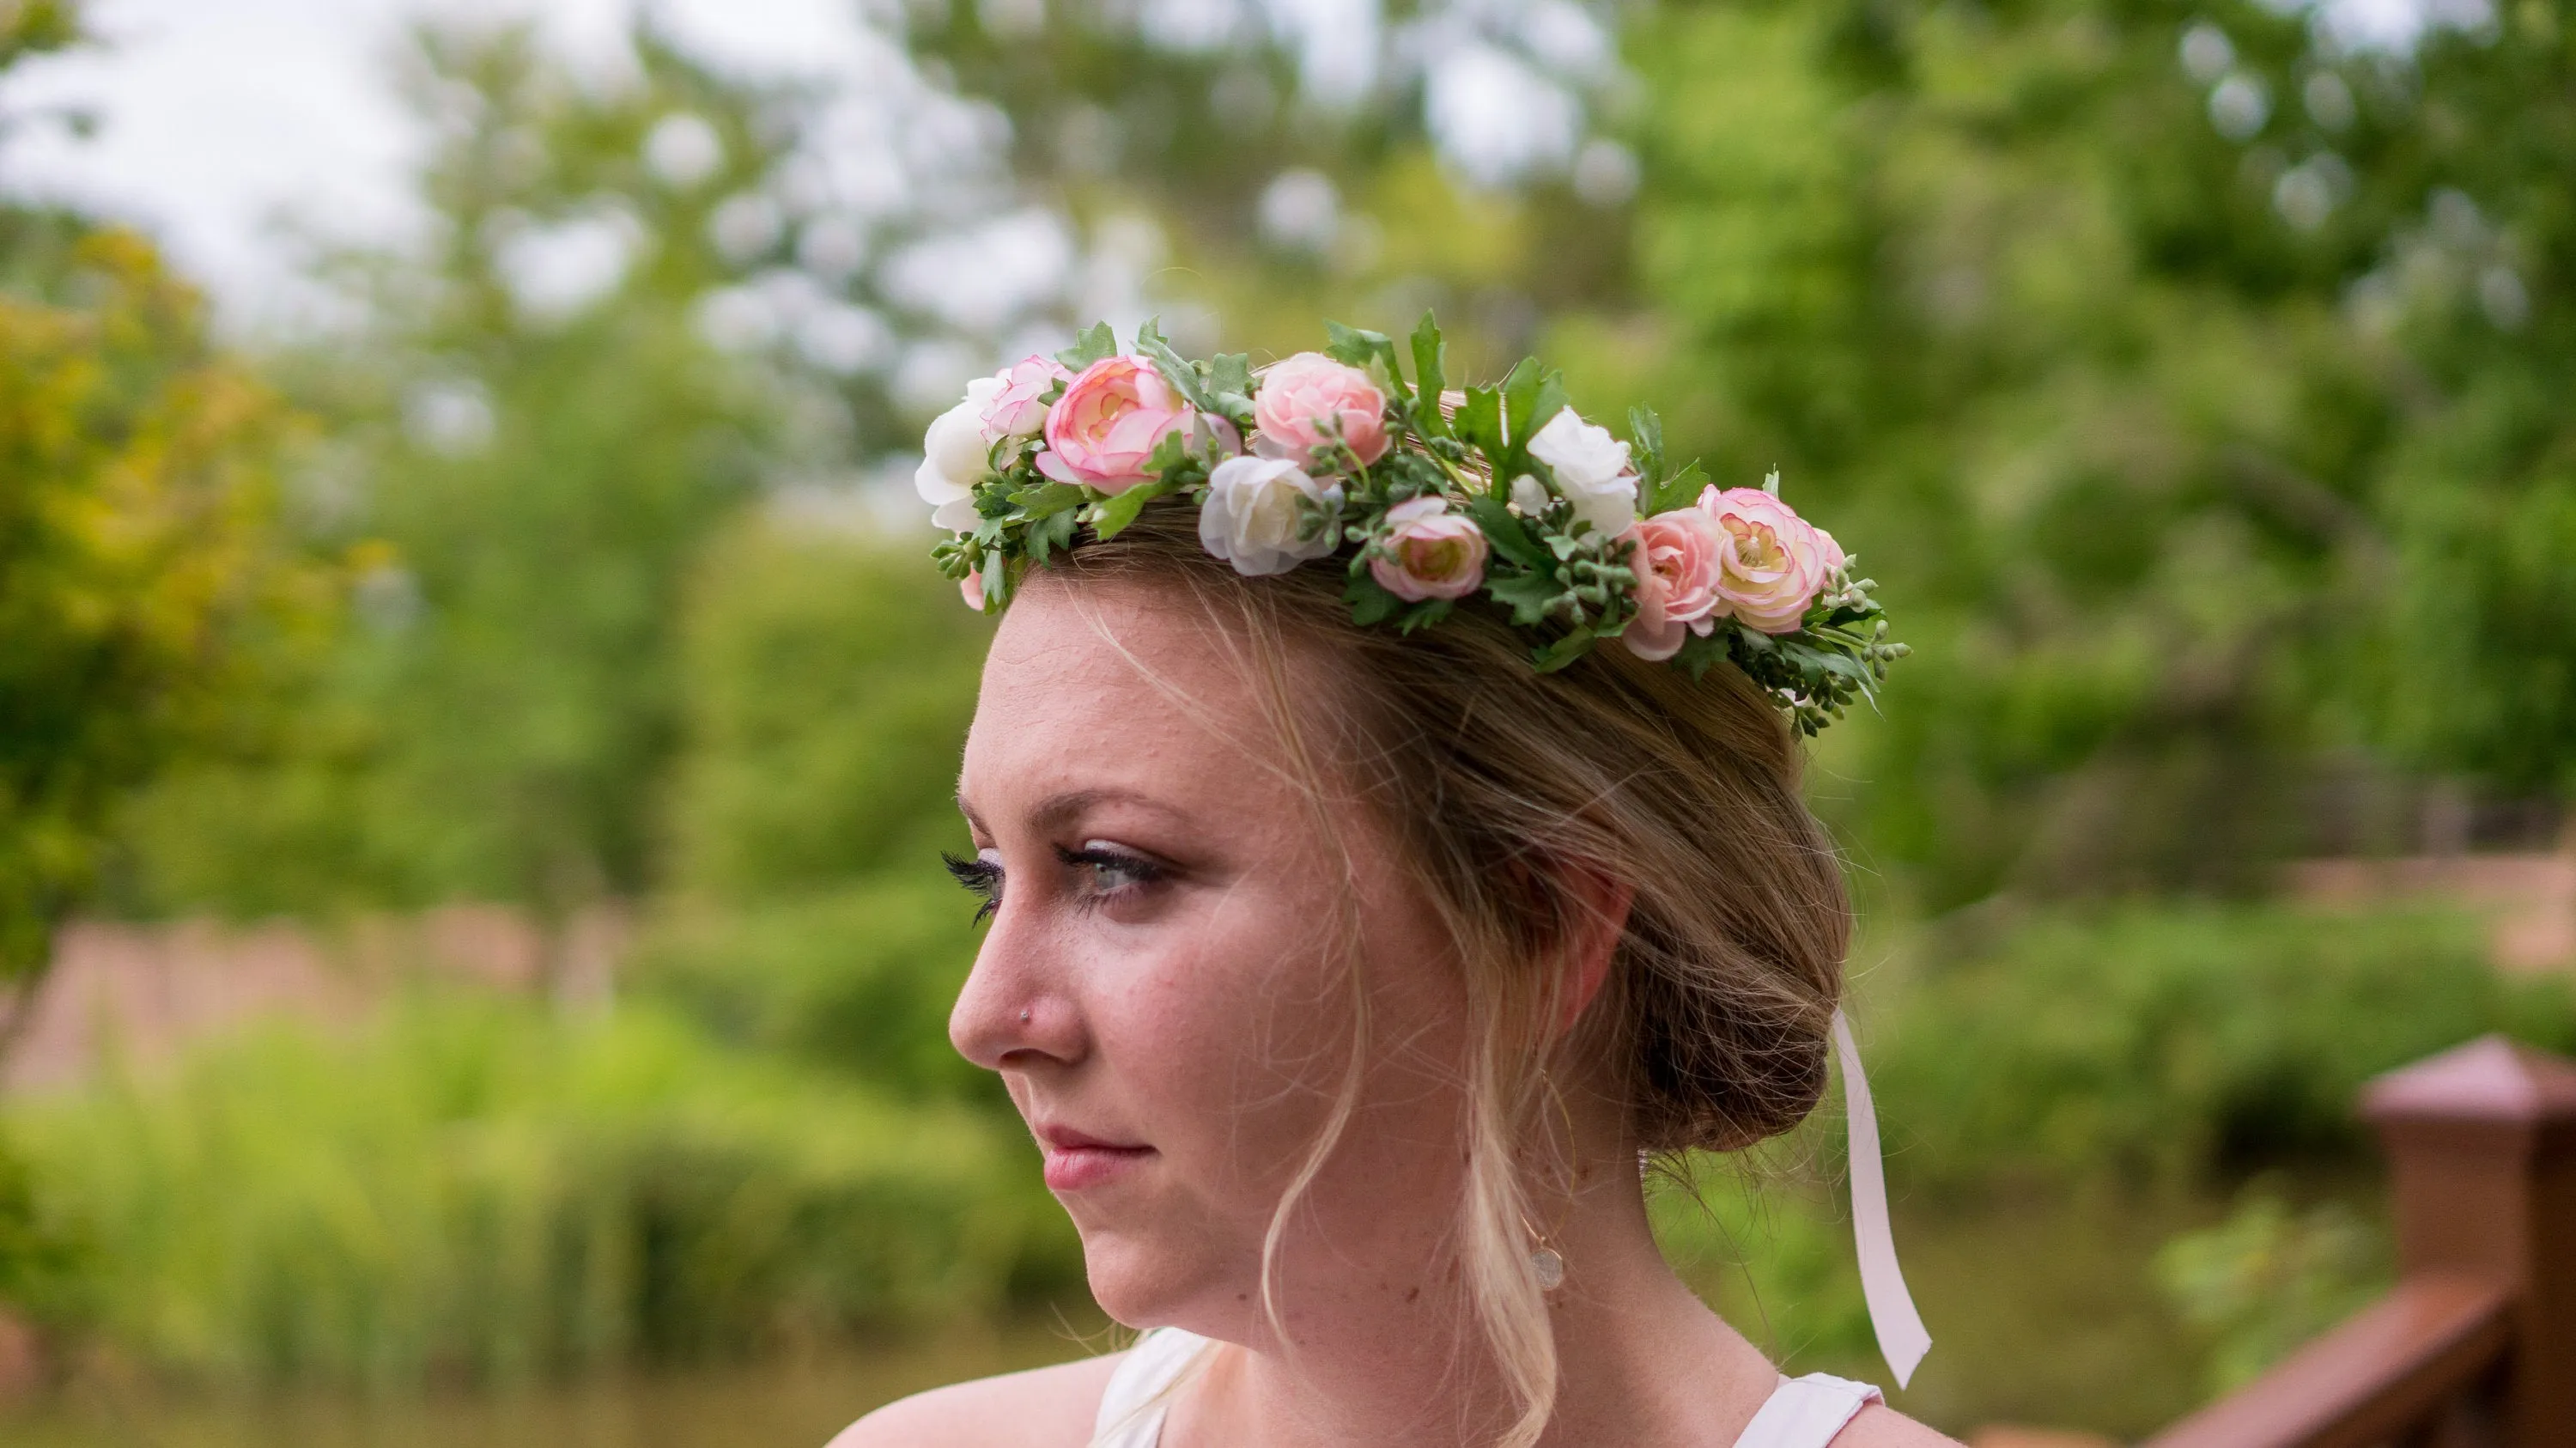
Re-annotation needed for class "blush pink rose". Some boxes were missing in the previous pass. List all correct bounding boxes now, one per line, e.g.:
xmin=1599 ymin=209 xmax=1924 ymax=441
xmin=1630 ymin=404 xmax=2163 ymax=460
xmin=1038 ymin=355 xmax=1194 ymax=492
xmin=960 ymin=569 xmax=987 ymax=611
xmin=979 ymin=355 xmax=1072 ymax=441
xmin=1698 ymin=485 xmax=1836 ymax=634
xmin=1254 ymin=352 xmax=1390 ymax=469
xmin=1370 ymin=496 xmax=1486 ymax=601
xmin=1620 ymin=508 xmax=1728 ymax=661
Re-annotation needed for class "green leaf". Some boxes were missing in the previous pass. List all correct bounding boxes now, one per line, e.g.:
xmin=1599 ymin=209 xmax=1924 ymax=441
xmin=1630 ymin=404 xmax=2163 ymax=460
xmin=1498 ymin=358 xmax=1542 ymax=446
xmin=1345 ymin=569 xmax=1406 ymax=626
xmin=1463 ymin=495 xmax=1555 ymax=571
xmin=1531 ymin=374 xmax=1571 ymax=441
xmin=1206 ymin=353 xmax=1255 ymax=420
xmin=1324 ymin=320 xmax=1403 ymax=390
xmin=1532 ymin=629 xmax=1597 ymax=672
xmin=1091 ymin=477 xmax=1174 ymax=539
xmin=1670 ymin=630 xmax=1731 ymax=679
xmin=1629 ymin=406 xmax=1668 ymax=487
xmin=1499 ymin=361 xmax=1571 ymax=453
xmin=1455 ymin=386 xmax=1504 ymax=459
xmin=1134 ymin=317 xmax=1215 ymax=412
xmin=1410 ymin=313 xmax=1449 ymax=436
xmin=1142 ymin=427 xmax=1191 ymax=477
xmin=1644 ymin=459 xmax=1710 ymax=518
xmin=1007 ymin=482 xmax=1086 ymax=518
xmin=1395 ymin=598 xmax=1455 ymax=634
xmin=1486 ymin=569 xmax=1567 ymax=627
xmin=1056 ymin=321 xmax=1117 ymax=371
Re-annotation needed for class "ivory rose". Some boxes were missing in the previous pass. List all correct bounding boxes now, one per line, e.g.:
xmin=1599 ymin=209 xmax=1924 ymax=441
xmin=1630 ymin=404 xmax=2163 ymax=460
xmin=1370 ymin=496 xmax=1487 ymax=601
xmin=1526 ymin=407 xmax=1637 ymax=536
xmin=1253 ymin=352 xmax=1389 ymax=469
xmin=916 ymin=375 xmax=1005 ymax=532
xmin=1699 ymin=485 xmax=1836 ymax=634
xmin=1198 ymin=456 xmax=1343 ymax=577
xmin=980 ymin=355 xmax=1072 ymax=441
xmin=1038 ymin=356 xmax=1193 ymax=491
xmin=1620 ymin=508 xmax=1728 ymax=661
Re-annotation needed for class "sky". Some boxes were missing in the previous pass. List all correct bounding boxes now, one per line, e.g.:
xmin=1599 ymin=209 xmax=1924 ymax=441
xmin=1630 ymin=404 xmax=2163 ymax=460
xmin=0 ymin=0 xmax=872 ymax=327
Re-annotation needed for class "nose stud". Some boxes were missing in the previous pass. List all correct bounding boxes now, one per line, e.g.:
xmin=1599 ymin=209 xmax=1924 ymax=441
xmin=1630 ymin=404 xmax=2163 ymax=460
xmin=1019 ymin=1008 xmax=1032 ymax=1023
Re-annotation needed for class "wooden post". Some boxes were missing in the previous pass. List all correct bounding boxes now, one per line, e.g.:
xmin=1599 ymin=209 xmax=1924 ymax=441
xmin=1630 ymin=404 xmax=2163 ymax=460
xmin=2362 ymin=1035 xmax=2576 ymax=1447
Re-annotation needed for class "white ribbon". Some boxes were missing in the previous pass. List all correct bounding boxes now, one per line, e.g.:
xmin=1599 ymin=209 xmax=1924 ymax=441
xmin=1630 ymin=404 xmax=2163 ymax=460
xmin=1832 ymin=1008 xmax=1931 ymax=1389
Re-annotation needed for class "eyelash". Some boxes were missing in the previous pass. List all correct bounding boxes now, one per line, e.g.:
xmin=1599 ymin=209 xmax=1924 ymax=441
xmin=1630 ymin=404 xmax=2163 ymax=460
xmin=940 ymin=843 xmax=1170 ymax=925
xmin=1059 ymin=843 xmax=1166 ymax=908
xmin=942 ymin=852 xmax=1004 ymax=925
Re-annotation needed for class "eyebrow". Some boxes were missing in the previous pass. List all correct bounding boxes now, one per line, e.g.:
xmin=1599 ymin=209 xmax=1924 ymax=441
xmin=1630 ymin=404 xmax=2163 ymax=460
xmin=954 ymin=786 xmax=1190 ymax=837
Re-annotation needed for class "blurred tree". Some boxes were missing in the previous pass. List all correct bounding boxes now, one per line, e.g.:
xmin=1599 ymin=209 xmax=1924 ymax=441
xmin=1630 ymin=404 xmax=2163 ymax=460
xmin=0 ymin=1 xmax=323 ymax=1024
xmin=618 ymin=518 xmax=993 ymax=1098
xmin=1556 ymin=0 xmax=2572 ymax=907
xmin=2352 ymin=3 xmax=2576 ymax=800
xmin=667 ymin=517 xmax=989 ymax=903
xmin=903 ymin=0 xmax=1644 ymax=374
xmin=121 ymin=25 xmax=811 ymax=940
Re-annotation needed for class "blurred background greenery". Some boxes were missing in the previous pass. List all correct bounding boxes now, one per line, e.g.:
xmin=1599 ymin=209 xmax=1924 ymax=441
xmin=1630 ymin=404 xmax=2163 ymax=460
xmin=1 ymin=0 xmax=2572 ymax=1439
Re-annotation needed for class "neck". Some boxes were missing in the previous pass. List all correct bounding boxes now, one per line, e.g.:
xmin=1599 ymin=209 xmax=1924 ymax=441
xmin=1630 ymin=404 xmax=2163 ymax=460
xmin=1167 ymin=1161 xmax=1782 ymax=1448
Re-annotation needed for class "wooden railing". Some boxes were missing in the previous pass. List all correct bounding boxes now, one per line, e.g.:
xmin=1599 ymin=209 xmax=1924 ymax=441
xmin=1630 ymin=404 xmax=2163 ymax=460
xmin=2143 ymin=1036 xmax=2576 ymax=1448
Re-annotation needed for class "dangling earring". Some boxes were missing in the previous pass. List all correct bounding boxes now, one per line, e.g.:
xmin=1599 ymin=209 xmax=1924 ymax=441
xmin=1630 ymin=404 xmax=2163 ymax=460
xmin=1520 ymin=1068 xmax=1577 ymax=1291
xmin=1521 ymin=1210 xmax=1566 ymax=1291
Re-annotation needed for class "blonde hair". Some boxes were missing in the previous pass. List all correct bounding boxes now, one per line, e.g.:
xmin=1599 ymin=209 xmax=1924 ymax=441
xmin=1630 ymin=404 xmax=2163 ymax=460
xmin=1053 ymin=507 xmax=1850 ymax=1448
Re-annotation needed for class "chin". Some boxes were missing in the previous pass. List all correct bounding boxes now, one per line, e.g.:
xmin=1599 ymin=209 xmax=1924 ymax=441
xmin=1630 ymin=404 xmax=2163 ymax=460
xmin=1075 ymin=1220 xmax=1249 ymax=1336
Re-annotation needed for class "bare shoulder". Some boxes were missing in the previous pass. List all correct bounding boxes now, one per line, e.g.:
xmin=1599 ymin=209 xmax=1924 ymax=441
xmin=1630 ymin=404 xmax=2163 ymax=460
xmin=828 ymin=1353 xmax=1126 ymax=1448
xmin=1838 ymin=1402 xmax=1965 ymax=1448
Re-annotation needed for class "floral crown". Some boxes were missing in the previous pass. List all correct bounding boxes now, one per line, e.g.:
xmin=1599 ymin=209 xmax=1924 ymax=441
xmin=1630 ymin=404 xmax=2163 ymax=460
xmin=916 ymin=314 xmax=1906 ymax=736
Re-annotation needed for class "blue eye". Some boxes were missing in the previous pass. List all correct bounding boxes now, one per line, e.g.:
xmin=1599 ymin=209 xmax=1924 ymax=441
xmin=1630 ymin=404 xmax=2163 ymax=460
xmin=1056 ymin=843 xmax=1166 ymax=903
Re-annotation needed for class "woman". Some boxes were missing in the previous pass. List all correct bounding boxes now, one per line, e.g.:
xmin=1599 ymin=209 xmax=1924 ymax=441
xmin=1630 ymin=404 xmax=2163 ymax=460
xmin=840 ymin=321 xmax=1950 ymax=1448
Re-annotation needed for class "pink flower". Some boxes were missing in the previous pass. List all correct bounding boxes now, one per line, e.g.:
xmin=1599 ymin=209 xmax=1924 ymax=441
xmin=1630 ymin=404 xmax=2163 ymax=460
xmin=1620 ymin=508 xmax=1728 ymax=661
xmin=980 ymin=355 xmax=1072 ymax=442
xmin=1370 ymin=496 xmax=1487 ymax=601
xmin=960 ymin=569 xmax=987 ymax=611
xmin=1038 ymin=356 xmax=1194 ymax=492
xmin=1254 ymin=352 xmax=1389 ymax=470
xmin=1698 ymin=485 xmax=1836 ymax=634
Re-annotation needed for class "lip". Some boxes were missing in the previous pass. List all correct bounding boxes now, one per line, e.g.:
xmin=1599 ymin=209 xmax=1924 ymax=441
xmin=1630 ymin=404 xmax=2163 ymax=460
xmin=1035 ymin=1124 xmax=1154 ymax=1192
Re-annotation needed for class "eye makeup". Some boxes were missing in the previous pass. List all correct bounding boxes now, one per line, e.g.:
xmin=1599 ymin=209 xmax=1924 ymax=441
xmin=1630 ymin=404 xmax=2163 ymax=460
xmin=1055 ymin=840 xmax=1170 ymax=911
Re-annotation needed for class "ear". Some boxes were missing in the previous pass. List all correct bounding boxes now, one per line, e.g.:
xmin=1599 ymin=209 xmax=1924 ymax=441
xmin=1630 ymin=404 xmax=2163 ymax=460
xmin=1550 ymin=861 xmax=1634 ymax=1039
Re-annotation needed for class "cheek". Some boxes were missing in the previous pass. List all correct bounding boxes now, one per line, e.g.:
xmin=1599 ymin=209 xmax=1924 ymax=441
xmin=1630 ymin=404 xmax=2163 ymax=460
xmin=1108 ymin=873 xmax=1474 ymax=1205
xmin=1103 ymin=884 xmax=1360 ymax=1198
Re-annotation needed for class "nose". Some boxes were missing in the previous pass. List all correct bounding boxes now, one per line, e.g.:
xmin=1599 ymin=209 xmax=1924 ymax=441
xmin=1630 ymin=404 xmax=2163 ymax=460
xmin=949 ymin=898 xmax=1083 ymax=1073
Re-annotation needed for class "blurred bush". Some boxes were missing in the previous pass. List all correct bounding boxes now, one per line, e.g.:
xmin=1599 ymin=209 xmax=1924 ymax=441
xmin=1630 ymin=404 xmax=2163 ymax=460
xmin=3 ymin=994 xmax=1075 ymax=1389
xmin=1643 ymin=901 xmax=2575 ymax=1430
xmin=665 ymin=519 xmax=987 ymax=904
xmin=629 ymin=515 xmax=993 ymax=1101
xmin=631 ymin=879 xmax=986 ymax=1102
xmin=2155 ymin=1184 xmax=2388 ymax=1396
xmin=1868 ymin=903 xmax=2576 ymax=1191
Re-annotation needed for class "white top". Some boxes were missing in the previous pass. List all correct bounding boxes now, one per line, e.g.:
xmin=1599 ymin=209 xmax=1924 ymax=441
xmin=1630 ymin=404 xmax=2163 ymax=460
xmin=1090 ymin=1328 xmax=1883 ymax=1448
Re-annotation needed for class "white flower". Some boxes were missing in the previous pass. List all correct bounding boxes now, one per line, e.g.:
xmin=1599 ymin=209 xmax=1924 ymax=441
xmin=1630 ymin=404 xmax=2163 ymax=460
xmin=1198 ymin=455 xmax=1343 ymax=576
xmin=1508 ymin=472 xmax=1552 ymax=516
xmin=915 ymin=376 xmax=1005 ymax=532
xmin=1527 ymin=406 xmax=1636 ymax=535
